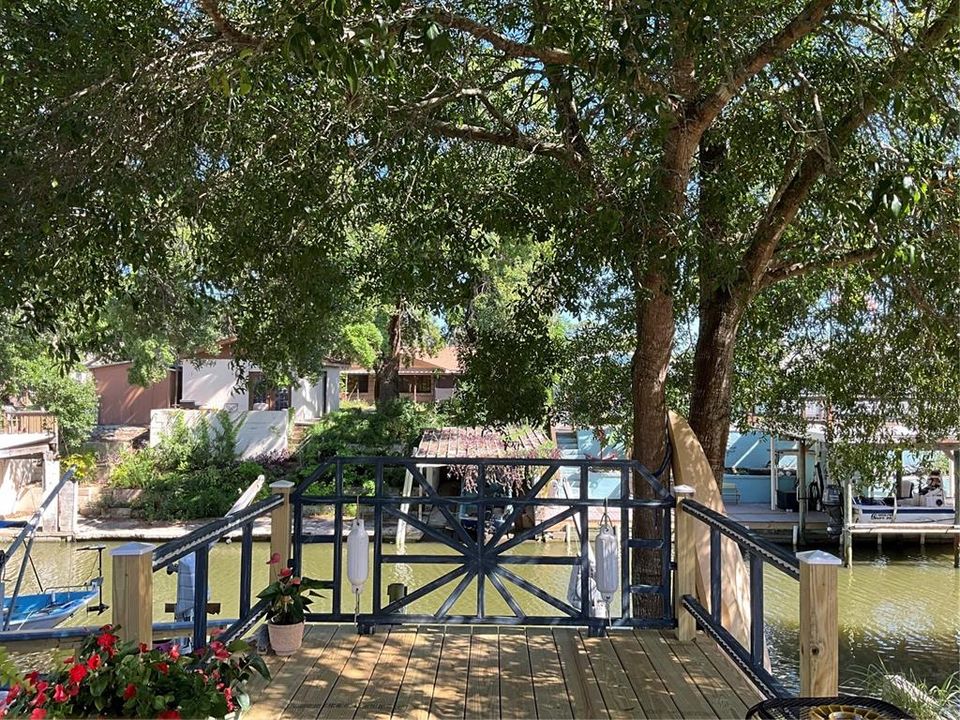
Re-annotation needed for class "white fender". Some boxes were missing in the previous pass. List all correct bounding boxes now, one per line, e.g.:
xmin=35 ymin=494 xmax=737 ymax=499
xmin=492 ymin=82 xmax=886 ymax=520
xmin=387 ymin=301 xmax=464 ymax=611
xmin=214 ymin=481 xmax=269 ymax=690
xmin=594 ymin=521 xmax=619 ymax=601
xmin=347 ymin=517 xmax=369 ymax=594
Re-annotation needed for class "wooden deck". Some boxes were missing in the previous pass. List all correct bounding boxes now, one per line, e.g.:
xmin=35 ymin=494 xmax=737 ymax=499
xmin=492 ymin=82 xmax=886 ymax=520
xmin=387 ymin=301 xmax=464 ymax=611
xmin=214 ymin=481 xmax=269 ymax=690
xmin=246 ymin=625 xmax=764 ymax=719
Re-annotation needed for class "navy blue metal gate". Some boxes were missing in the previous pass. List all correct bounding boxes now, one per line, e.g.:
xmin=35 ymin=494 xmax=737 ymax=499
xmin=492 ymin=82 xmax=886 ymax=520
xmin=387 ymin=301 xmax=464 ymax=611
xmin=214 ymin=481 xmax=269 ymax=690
xmin=290 ymin=456 xmax=675 ymax=635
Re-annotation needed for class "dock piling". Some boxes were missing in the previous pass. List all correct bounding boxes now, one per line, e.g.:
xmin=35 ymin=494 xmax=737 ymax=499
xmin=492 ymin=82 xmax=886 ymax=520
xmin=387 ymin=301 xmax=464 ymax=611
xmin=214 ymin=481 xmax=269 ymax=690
xmin=797 ymin=550 xmax=841 ymax=697
xmin=111 ymin=542 xmax=155 ymax=646
xmin=673 ymin=485 xmax=696 ymax=642
xmin=270 ymin=480 xmax=295 ymax=581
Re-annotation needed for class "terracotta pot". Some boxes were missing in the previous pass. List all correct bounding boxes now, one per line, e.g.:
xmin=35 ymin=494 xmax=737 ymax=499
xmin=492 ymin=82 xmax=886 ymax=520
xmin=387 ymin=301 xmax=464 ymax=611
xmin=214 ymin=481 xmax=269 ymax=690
xmin=268 ymin=621 xmax=305 ymax=656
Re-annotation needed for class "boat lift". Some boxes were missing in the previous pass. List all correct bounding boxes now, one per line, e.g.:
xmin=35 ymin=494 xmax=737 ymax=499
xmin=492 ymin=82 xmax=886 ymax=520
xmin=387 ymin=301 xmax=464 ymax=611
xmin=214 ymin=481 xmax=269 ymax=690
xmin=0 ymin=467 xmax=107 ymax=631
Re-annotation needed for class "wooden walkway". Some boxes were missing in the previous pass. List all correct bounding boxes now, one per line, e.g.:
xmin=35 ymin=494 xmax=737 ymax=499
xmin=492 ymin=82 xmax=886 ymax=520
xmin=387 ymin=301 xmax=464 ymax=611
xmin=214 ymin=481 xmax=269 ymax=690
xmin=246 ymin=625 xmax=764 ymax=719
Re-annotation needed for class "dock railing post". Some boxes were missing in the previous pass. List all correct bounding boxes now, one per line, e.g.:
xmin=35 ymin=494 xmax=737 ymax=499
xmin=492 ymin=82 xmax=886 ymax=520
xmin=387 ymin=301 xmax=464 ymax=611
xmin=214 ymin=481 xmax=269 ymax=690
xmin=673 ymin=484 xmax=696 ymax=641
xmin=797 ymin=549 xmax=841 ymax=697
xmin=270 ymin=480 xmax=294 ymax=582
xmin=111 ymin=542 xmax=155 ymax=647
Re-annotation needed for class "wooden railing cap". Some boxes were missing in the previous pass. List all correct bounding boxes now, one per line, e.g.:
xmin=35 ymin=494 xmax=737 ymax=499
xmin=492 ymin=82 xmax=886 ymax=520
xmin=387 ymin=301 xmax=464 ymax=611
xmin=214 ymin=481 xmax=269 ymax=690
xmin=673 ymin=484 xmax=695 ymax=497
xmin=270 ymin=480 xmax=295 ymax=491
xmin=796 ymin=549 xmax=842 ymax=566
xmin=111 ymin=542 xmax=156 ymax=557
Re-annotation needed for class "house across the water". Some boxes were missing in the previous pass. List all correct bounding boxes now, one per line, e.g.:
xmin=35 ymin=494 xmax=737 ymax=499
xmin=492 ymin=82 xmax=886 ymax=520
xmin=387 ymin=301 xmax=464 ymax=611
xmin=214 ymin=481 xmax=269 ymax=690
xmin=341 ymin=346 xmax=460 ymax=404
xmin=88 ymin=339 xmax=343 ymax=426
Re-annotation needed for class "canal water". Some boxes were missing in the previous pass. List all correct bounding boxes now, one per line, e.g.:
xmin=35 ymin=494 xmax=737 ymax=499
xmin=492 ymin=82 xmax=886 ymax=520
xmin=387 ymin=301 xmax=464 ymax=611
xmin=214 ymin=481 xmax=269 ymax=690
xmin=13 ymin=538 xmax=960 ymax=696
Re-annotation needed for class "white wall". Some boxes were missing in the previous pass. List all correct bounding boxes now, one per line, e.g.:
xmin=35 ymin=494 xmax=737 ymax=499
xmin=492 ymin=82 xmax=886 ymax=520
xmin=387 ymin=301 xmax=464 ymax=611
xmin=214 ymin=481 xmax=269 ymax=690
xmin=150 ymin=409 xmax=288 ymax=459
xmin=0 ymin=458 xmax=42 ymax=516
xmin=182 ymin=360 xmax=339 ymax=420
xmin=181 ymin=359 xmax=248 ymax=411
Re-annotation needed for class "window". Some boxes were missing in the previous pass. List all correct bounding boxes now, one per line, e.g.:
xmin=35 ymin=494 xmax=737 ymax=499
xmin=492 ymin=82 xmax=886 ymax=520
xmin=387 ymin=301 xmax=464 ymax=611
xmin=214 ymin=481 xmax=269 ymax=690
xmin=248 ymin=372 xmax=291 ymax=410
xmin=346 ymin=375 xmax=369 ymax=394
xmin=398 ymin=375 xmax=432 ymax=394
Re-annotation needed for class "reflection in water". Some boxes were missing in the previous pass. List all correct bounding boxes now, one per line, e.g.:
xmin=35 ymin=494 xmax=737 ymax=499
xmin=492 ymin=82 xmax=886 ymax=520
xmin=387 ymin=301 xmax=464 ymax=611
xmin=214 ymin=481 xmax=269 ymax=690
xmin=13 ymin=538 xmax=960 ymax=698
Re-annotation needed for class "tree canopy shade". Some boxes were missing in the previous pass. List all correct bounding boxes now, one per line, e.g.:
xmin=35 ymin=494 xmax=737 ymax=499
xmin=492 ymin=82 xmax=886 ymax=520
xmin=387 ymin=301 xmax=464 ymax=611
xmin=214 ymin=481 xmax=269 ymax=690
xmin=4 ymin=0 xmax=960 ymax=613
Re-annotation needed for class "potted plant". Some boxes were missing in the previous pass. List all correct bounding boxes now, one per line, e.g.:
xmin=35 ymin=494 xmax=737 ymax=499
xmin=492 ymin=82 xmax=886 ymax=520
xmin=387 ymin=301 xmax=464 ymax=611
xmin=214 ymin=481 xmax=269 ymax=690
xmin=259 ymin=553 xmax=324 ymax=655
xmin=0 ymin=624 xmax=269 ymax=719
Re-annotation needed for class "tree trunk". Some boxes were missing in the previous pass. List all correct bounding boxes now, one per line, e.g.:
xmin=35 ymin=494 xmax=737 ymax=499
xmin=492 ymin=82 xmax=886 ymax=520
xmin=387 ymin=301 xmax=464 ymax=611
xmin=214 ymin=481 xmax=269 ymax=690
xmin=376 ymin=308 xmax=403 ymax=404
xmin=688 ymin=289 xmax=746 ymax=486
xmin=630 ymin=268 xmax=675 ymax=617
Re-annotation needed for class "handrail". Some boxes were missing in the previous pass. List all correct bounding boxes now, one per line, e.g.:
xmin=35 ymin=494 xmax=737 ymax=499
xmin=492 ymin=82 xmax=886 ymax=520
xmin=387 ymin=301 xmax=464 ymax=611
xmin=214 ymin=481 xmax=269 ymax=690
xmin=152 ymin=494 xmax=283 ymax=571
xmin=295 ymin=455 xmax=670 ymax=499
xmin=676 ymin=495 xmax=841 ymax=699
xmin=680 ymin=499 xmax=800 ymax=580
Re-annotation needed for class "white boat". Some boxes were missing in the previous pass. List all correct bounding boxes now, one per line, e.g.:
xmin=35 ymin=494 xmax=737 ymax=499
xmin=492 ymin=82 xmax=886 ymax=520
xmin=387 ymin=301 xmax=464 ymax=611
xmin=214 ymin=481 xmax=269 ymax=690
xmin=852 ymin=473 xmax=957 ymax=525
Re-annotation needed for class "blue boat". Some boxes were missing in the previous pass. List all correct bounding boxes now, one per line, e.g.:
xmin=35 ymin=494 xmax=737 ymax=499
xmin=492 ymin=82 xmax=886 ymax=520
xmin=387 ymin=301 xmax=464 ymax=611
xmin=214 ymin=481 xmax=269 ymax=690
xmin=2 ymin=583 xmax=101 ymax=631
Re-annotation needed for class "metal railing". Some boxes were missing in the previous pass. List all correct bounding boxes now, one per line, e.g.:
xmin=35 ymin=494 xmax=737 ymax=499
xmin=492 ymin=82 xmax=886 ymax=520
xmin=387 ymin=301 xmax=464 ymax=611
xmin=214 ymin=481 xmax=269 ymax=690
xmin=291 ymin=456 xmax=675 ymax=635
xmin=151 ymin=493 xmax=284 ymax=649
xmin=675 ymin=491 xmax=841 ymax=699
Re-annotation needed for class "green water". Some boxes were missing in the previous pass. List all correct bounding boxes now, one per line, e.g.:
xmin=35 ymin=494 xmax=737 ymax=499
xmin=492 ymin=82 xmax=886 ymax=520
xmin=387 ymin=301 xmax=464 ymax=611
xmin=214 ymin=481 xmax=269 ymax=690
xmin=11 ymin=539 xmax=960 ymax=696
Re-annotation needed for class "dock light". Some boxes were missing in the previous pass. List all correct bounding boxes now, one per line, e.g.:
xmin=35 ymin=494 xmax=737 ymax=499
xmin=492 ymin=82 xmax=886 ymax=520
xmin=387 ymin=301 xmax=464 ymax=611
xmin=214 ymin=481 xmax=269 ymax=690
xmin=347 ymin=513 xmax=369 ymax=619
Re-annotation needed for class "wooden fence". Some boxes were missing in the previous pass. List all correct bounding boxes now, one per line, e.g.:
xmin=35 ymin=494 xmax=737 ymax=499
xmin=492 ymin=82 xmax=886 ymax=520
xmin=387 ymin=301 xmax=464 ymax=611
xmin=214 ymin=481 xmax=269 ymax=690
xmin=1 ymin=411 xmax=58 ymax=436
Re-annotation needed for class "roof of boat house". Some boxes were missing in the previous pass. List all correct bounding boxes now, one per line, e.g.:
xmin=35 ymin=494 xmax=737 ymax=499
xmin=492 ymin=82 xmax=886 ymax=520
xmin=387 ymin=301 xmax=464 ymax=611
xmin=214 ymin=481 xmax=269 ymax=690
xmin=343 ymin=346 xmax=461 ymax=375
xmin=415 ymin=426 xmax=553 ymax=459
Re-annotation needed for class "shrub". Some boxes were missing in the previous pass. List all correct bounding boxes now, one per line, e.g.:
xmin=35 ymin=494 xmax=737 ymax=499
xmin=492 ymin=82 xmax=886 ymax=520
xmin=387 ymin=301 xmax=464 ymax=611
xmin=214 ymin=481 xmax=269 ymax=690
xmin=0 ymin=625 xmax=269 ymax=719
xmin=108 ymin=449 xmax=159 ymax=489
xmin=62 ymin=452 xmax=98 ymax=483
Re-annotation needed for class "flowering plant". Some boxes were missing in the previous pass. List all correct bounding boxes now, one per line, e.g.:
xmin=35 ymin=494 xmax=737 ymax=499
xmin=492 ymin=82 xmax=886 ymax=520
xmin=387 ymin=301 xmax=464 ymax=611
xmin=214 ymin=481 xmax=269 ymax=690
xmin=259 ymin=553 xmax=324 ymax=625
xmin=0 ymin=625 xmax=269 ymax=719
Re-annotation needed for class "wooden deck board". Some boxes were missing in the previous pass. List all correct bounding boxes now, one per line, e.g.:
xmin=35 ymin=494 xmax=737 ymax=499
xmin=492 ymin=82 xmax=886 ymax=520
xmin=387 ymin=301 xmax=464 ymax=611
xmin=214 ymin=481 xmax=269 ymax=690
xmin=554 ymin=628 xmax=609 ymax=720
xmin=280 ymin=627 xmax=359 ymax=719
xmin=430 ymin=630 xmax=471 ymax=719
xmin=664 ymin=634 xmax=750 ymax=719
xmin=251 ymin=625 xmax=763 ymax=720
xmin=579 ymin=631 xmax=646 ymax=719
xmin=608 ymin=631 xmax=681 ymax=719
xmin=497 ymin=629 xmax=537 ymax=720
xmin=466 ymin=631 xmax=500 ymax=719
xmin=392 ymin=630 xmax=445 ymax=720
xmin=524 ymin=628 xmax=573 ymax=720
xmin=634 ymin=631 xmax=717 ymax=719
xmin=356 ymin=629 xmax=418 ymax=719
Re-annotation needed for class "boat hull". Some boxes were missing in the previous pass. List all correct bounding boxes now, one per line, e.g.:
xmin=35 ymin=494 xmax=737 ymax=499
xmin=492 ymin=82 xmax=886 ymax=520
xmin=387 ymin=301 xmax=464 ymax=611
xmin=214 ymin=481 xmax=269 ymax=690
xmin=854 ymin=503 xmax=958 ymax=525
xmin=1 ymin=589 xmax=98 ymax=631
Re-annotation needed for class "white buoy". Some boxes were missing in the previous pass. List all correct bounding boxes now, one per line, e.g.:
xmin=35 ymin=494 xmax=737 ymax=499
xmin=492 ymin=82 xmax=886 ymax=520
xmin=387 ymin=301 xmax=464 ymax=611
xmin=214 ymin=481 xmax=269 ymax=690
xmin=347 ymin=517 xmax=369 ymax=616
xmin=594 ymin=515 xmax=619 ymax=602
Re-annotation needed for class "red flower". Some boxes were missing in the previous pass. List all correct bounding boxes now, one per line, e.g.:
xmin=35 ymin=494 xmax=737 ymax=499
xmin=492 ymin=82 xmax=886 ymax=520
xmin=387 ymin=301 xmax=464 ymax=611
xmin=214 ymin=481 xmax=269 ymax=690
xmin=97 ymin=632 xmax=118 ymax=657
xmin=157 ymin=710 xmax=181 ymax=719
xmin=30 ymin=691 xmax=47 ymax=708
xmin=209 ymin=641 xmax=230 ymax=660
xmin=291 ymin=577 xmax=302 ymax=585
xmin=138 ymin=642 xmax=149 ymax=653
xmin=267 ymin=552 xmax=281 ymax=565
xmin=86 ymin=654 xmax=102 ymax=671
xmin=168 ymin=644 xmax=180 ymax=661
xmin=68 ymin=664 xmax=87 ymax=684
xmin=52 ymin=685 xmax=67 ymax=703
xmin=29 ymin=709 xmax=46 ymax=720
xmin=154 ymin=662 xmax=170 ymax=674
xmin=123 ymin=684 xmax=137 ymax=701
xmin=223 ymin=687 xmax=234 ymax=712
xmin=62 ymin=656 xmax=75 ymax=665
xmin=67 ymin=685 xmax=78 ymax=698
xmin=279 ymin=566 xmax=293 ymax=578
xmin=6 ymin=684 xmax=20 ymax=702
xmin=24 ymin=671 xmax=40 ymax=687
xmin=33 ymin=682 xmax=48 ymax=696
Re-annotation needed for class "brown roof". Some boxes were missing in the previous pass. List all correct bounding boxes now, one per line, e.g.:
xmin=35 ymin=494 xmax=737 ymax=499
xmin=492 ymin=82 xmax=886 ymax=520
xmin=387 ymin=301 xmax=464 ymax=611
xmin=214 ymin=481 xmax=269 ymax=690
xmin=344 ymin=345 xmax=461 ymax=375
xmin=415 ymin=426 xmax=553 ymax=459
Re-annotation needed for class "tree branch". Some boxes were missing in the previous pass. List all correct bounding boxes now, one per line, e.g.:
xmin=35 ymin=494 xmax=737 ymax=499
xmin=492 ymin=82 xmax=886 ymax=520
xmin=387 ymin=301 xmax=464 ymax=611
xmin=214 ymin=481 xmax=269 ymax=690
xmin=691 ymin=0 xmax=834 ymax=131
xmin=762 ymin=246 xmax=883 ymax=286
xmin=737 ymin=0 xmax=959 ymax=291
xmin=426 ymin=120 xmax=570 ymax=160
xmin=197 ymin=0 xmax=262 ymax=47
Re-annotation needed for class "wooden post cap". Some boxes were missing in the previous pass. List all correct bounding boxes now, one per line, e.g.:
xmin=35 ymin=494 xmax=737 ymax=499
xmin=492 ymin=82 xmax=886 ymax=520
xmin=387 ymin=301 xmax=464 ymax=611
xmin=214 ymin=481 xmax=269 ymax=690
xmin=673 ymin=484 xmax=695 ymax=498
xmin=270 ymin=480 xmax=295 ymax=492
xmin=796 ymin=550 xmax=842 ymax=566
xmin=110 ymin=542 xmax=156 ymax=557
